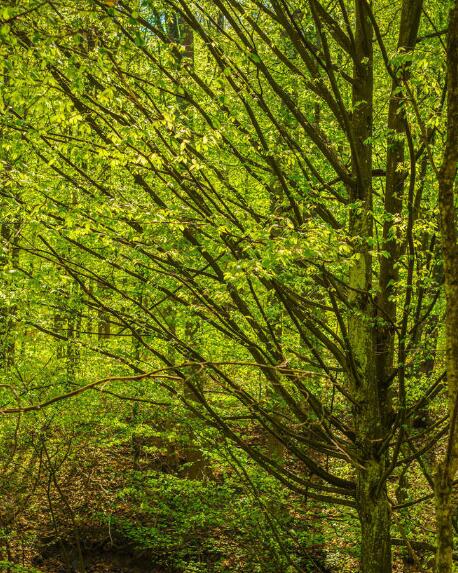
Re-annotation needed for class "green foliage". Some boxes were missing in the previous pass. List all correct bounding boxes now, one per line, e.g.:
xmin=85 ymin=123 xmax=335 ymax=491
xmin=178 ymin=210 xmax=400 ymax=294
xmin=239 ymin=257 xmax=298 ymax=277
xmin=0 ymin=563 xmax=42 ymax=573
xmin=105 ymin=470 xmax=314 ymax=573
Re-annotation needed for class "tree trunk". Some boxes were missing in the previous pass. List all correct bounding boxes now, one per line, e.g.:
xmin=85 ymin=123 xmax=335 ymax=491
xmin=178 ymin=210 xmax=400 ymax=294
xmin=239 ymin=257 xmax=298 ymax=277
xmin=358 ymin=461 xmax=392 ymax=573
xmin=435 ymin=2 xmax=458 ymax=572
xmin=0 ymin=217 xmax=19 ymax=368
xmin=349 ymin=2 xmax=393 ymax=571
xmin=435 ymin=463 xmax=455 ymax=573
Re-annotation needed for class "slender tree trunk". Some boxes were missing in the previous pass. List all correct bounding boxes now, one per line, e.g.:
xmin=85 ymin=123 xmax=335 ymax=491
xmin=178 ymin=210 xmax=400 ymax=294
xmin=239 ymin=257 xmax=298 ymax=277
xmin=97 ymin=279 xmax=111 ymax=341
xmin=435 ymin=3 xmax=458 ymax=572
xmin=66 ymin=282 xmax=82 ymax=386
xmin=0 ymin=219 xmax=17 ymax=368
xmin=435 ymin=468 xmax=455 ymax=573
xmin=378 ymin=0 xmax=423 ymax=389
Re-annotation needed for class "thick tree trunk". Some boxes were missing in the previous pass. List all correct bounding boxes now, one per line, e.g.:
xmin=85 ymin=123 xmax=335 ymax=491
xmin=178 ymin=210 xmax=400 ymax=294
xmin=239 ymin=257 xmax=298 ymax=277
xmin=349 ymin=3 xmax=393 ymax=572
xmin=357 ymin=461 xmax=392 ymax=573
xmin=354 ymin=400 xmax=392 ymax=573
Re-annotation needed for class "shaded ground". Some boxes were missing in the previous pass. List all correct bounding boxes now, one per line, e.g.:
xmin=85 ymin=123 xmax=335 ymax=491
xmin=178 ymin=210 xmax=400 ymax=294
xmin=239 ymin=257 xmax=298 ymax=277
xmin=34 ymin=544 xmax=168 ymax=573
xmin=31 ymin=529 xmax=171 ymax=573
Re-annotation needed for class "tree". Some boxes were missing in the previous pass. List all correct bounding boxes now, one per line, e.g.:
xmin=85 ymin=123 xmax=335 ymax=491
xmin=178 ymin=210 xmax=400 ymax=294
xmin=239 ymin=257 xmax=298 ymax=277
xmin=0 ymin=1 xmax=454 ymax=571
xmin=435 ymin=2 xmax=458 ymax=571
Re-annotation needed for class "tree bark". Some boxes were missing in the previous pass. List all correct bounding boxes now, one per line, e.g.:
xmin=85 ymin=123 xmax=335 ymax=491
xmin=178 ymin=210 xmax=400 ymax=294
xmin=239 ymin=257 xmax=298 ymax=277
xmin=435 ymin=465 xmax=455 ymax=573
xmin=349 ymin=2 xmax=392 ymax=572
xmin=435 ymin=3 xmax=458 ymax=572
xmin=378 ymin=0 xmax=423 ymax=389
xmin=358 ymin=461 xmax=392 ymax=573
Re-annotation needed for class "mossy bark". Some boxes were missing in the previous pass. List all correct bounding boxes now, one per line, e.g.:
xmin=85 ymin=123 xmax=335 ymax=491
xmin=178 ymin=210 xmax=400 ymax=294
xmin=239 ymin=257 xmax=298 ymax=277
xmin=434 ymin=464 xmax=455 ymax=573
xmin=349 ymin=3 xmax=393 ymax=572
xmin=357 ymin=461 xmax=392 ymax=573
xmin=435 ymin=3 xmax=458 ymax=573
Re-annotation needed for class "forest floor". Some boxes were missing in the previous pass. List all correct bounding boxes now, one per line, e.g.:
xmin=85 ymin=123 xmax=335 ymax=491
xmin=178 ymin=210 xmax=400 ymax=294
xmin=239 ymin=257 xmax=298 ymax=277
xmin=35 ymin=546 xmax=166 ymax=573
xmin=1 ymin=429 xmax=433 ymax=573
